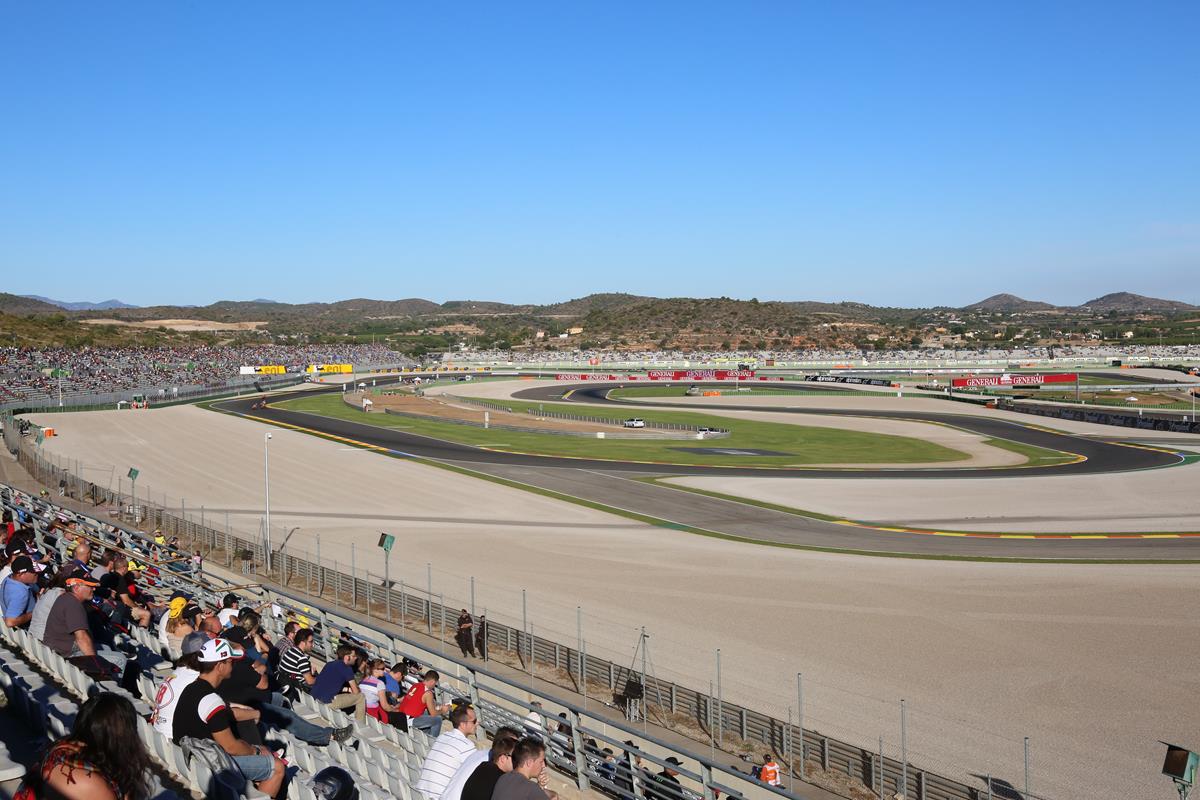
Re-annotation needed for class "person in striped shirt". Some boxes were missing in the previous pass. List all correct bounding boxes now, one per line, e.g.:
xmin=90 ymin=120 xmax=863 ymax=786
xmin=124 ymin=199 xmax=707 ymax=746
xmin=416 ymin=703 xmax=481 ymax=800
xmin=277 ymin=627 xmax=316 ymax=699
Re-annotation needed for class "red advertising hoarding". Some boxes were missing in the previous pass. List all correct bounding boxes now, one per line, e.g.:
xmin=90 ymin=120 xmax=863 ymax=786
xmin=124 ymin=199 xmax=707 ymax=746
xmin=951 ymin=373 xmax=1077 ymax=388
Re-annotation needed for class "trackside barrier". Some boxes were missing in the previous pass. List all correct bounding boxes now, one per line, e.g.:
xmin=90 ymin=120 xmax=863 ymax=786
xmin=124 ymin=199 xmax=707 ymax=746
xmin=6 ymin=438 xmax=1050 ymax=800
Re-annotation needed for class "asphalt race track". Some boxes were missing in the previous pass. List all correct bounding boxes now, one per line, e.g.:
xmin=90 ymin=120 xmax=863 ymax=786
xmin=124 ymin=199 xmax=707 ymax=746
xmin=513 ymin=384 xmax=1184 ymax=477
xmin=214 ymin=383 xmax=1200 ymax=559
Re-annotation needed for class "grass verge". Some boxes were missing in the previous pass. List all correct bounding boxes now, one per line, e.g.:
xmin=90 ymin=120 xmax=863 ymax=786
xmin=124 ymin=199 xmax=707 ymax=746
xmin=277 ymin=392 xmax=972 ymax=467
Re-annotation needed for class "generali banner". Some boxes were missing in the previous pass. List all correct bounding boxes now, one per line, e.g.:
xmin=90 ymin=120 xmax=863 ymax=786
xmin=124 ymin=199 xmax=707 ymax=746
xmin=645 ymin=370 xmax=755 ymax=380
xmin=951 ymin=373 xmax=1077 ymax=388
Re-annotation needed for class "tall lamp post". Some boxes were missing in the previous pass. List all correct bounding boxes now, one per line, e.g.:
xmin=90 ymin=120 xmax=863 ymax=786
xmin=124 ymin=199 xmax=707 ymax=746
xmin=264 ymin=432 xmax=273 ymax=572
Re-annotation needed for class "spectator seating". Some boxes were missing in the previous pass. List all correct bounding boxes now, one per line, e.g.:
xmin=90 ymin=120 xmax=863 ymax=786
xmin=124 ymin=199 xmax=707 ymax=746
xmin=2 ymin=483 xmax=751 ymax=800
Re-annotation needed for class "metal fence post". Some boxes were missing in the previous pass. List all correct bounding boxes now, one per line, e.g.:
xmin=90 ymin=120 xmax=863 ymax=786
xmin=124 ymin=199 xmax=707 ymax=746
xmin=569 ymin=708 xmax=590 ymax=792
xmin=351 ymin=543 xmax=357 ymax=608
xmin=716 ymin=649 xmax=722 ymax=746
xmin=901 ymin=699 xmax=908 ymax=797
xmin=426 ymin=562 xmax=432 ymax=634
xmin=878 ymin=736 xmax=884 ymax=796
xmin=1024 ymin=737 xmax=1030 ymax=800
xmin=797 ymin=672 xmax=805 ymax=776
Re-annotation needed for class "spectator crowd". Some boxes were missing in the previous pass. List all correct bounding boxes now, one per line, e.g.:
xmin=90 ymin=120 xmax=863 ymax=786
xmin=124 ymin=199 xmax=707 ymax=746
xmin=0 ymin=344 xmax=409 ymax=405
xmin=3 ymin=486 xmax=745 ymax=800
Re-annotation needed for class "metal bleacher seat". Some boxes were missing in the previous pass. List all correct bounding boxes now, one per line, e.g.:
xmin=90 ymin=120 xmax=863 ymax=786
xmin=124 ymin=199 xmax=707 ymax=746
xmin=1 ymin=486 xmax=472 ymax=800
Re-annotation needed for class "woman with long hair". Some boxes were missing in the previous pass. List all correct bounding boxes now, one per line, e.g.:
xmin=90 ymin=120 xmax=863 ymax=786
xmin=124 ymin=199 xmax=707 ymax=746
xmin=20 ymin=692 xmax=153 ymax=800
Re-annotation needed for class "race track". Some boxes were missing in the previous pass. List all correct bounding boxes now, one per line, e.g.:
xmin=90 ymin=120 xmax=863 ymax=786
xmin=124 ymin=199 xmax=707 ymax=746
xmin=212 ymin=382 xmax=1200 ymax=559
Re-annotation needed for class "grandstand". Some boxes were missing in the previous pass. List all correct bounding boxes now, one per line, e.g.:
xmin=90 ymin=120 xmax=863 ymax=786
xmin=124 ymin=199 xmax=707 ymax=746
xmin=0 ymin=483 xmax=816 ymax=800
xmin=0 ymin=345 xmax=411 ymax=409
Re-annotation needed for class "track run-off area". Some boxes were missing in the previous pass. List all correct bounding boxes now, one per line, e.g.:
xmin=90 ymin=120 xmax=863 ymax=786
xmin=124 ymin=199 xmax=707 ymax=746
xmin=212 ymin=377 xmax=1200 ymax=560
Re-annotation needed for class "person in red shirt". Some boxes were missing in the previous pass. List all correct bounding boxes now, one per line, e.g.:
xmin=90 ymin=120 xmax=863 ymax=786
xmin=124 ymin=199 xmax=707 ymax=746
xmin=399 ymin=670 xmax=451 ymax=737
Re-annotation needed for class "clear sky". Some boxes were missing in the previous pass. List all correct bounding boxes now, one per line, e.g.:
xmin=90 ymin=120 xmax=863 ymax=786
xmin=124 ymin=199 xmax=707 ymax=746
xmin=2 ymin=1 xmax=1197 ymax=308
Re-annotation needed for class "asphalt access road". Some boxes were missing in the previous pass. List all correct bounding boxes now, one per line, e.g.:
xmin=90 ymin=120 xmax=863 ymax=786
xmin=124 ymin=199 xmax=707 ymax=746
xmin=212 ymin=386 xmax=1200 ymax=558
xmin=512 ymin=384 xmax=1183 ymax=477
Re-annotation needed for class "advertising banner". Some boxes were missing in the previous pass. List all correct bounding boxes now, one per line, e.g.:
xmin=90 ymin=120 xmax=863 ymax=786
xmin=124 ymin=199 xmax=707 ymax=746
xmin=804 ymin=375 xmax=893 ymax=387
xmin=951 ymin=373 xmax=1077 ymax=388
xmin=239 ymin=365 xmax=287 ymax=375
xmin=306 ymin=364 xmax=354 ymax=374
xmin=554 ymin=374 xmax=620 ymax=381
xmin=645 ymin=370 xmax=755 ymax=381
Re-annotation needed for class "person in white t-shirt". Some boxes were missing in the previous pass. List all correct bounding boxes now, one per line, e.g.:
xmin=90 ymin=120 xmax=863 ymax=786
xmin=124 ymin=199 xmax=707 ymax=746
xmin=217 ymin=593 xmax=240 ymax=628
xmin=150 ymin=632 xmax=209 ymax=737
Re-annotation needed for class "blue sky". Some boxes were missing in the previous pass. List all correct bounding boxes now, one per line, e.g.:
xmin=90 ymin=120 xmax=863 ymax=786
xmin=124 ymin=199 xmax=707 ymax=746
xmin=2 ymin=2 xmax=1197 ymax=308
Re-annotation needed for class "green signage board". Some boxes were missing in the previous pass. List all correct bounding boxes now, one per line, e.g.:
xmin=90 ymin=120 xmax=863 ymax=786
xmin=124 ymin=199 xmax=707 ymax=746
xmin=127 ymin=467 xmax=139 ymax=481
xmin=377 ymin=533 xmax=396 ymax=552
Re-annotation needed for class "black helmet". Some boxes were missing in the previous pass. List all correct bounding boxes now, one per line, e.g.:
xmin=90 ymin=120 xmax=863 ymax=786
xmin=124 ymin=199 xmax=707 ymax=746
xmin=310 ymin=766 xmax=358 ymax=800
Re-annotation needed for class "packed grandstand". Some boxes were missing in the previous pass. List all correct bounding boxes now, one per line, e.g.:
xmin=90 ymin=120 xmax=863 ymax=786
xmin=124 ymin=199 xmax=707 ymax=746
xmin=0 ymin=345 xmax=410 ymax=406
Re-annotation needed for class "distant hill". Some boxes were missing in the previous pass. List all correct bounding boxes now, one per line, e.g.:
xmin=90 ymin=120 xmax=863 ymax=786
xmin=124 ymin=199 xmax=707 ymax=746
xmin=0 ymin=293 xmax=63 ymax=314
xmin=535 ymin=293 xmax=650 ymax=316
xmin=1077 ymin=292 xmax=1196 ymax=312
xmin=439 ymin=300 xmax=525 ymax=314
xmin=327 ymin=298 xmax=442 ymax=316
xmin=20 ymin=295 xmax=138 ymax=311
xmin=964 ymin=293 xmax=1057 ymax=312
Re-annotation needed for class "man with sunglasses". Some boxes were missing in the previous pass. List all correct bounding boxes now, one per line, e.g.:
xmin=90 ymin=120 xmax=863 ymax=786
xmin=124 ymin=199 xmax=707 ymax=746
xmin=416 ymin=702 xmax=480 ymax=800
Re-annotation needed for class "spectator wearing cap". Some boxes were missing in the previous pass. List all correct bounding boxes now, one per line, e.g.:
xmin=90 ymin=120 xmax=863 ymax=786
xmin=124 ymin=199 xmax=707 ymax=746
xmin=34 ymin=575 xmax=136 ymax=690
xmin=163 ymin=599 xmax=199 ymax=660
xmin=170 ymin=637 xmax=286 ymax=798
xmin=158 ymin=591 xmax=191 ymax=646
xmin=216 ymin=615 xmax=353 ymax=748
xmin=1 ymin=555 xmax=40 ymax=628
xmin=644 ymin=757 xmax=685 ymax=800
xmin=150 ymin=631 xmax=210 ymax=738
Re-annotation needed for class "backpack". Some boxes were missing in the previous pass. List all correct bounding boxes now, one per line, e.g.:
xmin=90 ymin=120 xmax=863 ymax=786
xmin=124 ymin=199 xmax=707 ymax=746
xmin=179 ymin=736 xmax=247 ymax=800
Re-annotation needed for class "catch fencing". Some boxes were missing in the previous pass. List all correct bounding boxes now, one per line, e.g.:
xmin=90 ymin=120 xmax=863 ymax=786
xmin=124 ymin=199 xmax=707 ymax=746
xmin=7 ymin=433 xmax=1051 ymax=800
